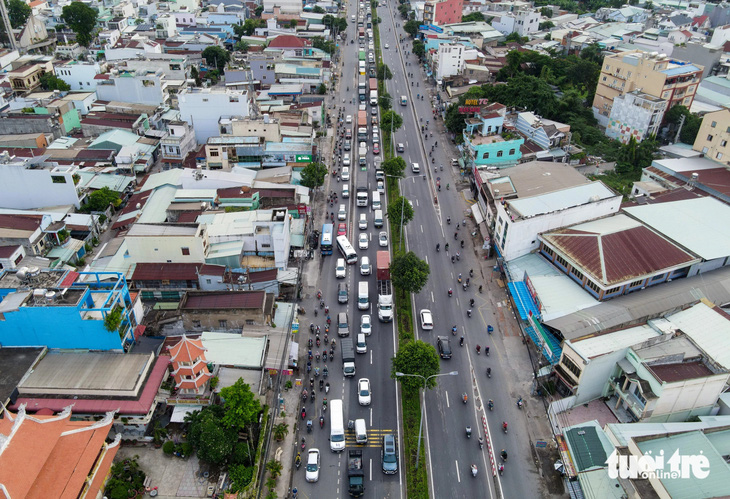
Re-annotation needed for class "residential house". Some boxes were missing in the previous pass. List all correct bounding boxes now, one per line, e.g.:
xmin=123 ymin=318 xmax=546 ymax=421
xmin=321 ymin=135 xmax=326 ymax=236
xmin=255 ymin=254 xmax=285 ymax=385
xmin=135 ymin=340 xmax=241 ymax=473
xmin=0 ymin=160 xmax=81 ymax=210
xmin=462 ymin=103 xmax=524 ymax=167
xmin=592 ymin=51 xmax=703 ymax=127
xmin=667 ymin=29 xmax=694 ymax=45
xmin=0 ymin=245 xmax=25 ymax=270
xmin=423 ymin=0 xmax=463 ymax=26
xmin=13 ymin=15 xmax=50 ymax=52
xmin=54 ymin=61 xmax=102 ymax=91
xmin=123 ymin=223 xmax=210 ymax=265
xmin=660 ymin=14 xmax=693 ymax=31
xmin=104 ymin=37 xmax=162 ymax=61
xmin=594 ymin=6 xmax=650 ymax=23
xmin=161 ymin=120 xmax=197 ymax=168
xmin=492 ymin=10 xmax=541 ymax=37
xmin=8 ymin=60 xmax=52 ymax=95
xmin=692 ymin=108 xmax=730 ymax=164
xmin=178 ymin=87 xmax=251 ymax=143
xmin=434 ymin=43 xmax=466 ymax=80
xmin=95 ymin=68 xmax=171 ymax=107
xmin=181 ymin=290 xmax=273 ymax=331
xmin=514 ymin=112 xmax=569 ymax=150
xmin=710 ymin=24 xmax=730 ymax=46
xmin=0 ymin=270 xmax=136 ymax=350
xmin=0 ymin=406 xmax=120 ymax=499
xmin=606 ymin=91 xmax=667 ymax=144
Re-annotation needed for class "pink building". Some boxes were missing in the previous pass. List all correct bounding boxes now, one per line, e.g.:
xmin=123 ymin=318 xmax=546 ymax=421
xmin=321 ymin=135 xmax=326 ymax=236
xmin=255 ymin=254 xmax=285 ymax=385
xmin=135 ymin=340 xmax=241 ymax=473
xmin=424 ymin=0 xmax=463 ymax=26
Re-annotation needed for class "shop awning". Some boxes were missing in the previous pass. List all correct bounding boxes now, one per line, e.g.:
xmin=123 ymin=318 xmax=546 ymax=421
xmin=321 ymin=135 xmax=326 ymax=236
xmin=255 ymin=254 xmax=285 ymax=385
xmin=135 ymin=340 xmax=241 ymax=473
xmin=471 ymin=204 xmax=485 ymax=225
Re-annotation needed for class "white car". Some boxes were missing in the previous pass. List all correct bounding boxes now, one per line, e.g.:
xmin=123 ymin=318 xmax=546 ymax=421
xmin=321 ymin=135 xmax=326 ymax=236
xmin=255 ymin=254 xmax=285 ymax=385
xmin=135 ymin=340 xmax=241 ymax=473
xmin=338 ymin=204 xmax=347 ymax=220
xmin=336 ymin=258 xmax=346 ymax=279
xmin=358 ymin=378 xmax=372 ymax=406
xmin=420 ymin=309 xmax=434 ymax=330
xmin=343 ymin=154 xmax=351 ymax=167
xmin=377 ymin=180 xmax=385 ymax=194
xmin=379 ymin=231 xmax=388 ymax=247
xmin=359 ymin=213 xmax=368 ymax=230
xmin=342 ymin=166 xmax=350 ymax=181
xmin=306 ymin=448 xmax=320 ymax=482
xmin=384 ymin=43 xmax=389 ymax=49
xmin=360 ymin=256 xmax=371 ymax=275
xmin=346 ymin=115 xmax=352 ymax=123
xmin=361 ymin=314 xmax=372 ymax=336
xmin=358 ymin=232 xmax=369 ymax=249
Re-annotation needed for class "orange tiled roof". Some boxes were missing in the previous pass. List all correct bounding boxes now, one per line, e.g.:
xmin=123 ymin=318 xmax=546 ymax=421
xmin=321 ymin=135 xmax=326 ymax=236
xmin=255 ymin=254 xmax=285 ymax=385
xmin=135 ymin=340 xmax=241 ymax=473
xmin=0 ymin=407 xmax=116 ymax=499
xmin=168 ymin=335 xmax=207 ymax=363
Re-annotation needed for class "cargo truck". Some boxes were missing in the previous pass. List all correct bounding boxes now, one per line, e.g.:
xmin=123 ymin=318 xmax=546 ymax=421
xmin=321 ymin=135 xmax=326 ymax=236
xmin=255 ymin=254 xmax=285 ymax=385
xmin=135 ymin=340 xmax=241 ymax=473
xmin=369 ymin=77 xmax=377 ymax=92
xmin=341 ymin=337 xmax=356 ymax=377
xmin=358 ymin=75 xmax=367 ymax=101
xmin=357 ymin=111 xmax=368 ymax=141
xmin=369 ymin=90 xmax=378 ymax=106
xmin=348 ymin=450 xmax=365 ymax=497
xmin=376 ymin=251 xmax=393 ymax=322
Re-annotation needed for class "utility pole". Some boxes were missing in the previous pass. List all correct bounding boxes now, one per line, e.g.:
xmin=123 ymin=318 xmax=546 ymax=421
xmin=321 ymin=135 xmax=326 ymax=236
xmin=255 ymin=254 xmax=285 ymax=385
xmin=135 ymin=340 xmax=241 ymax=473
xmin=0 ymin=0 xmax=18 ymax=52
xmin=674 ymin=114 xmax=686 ymax=144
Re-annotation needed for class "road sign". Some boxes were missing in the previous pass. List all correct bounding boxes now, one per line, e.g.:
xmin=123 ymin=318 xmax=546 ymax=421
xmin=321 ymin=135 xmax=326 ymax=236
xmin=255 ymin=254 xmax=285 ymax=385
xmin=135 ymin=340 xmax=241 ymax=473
xmin=536 ymin=440 xmax=548 ymax=448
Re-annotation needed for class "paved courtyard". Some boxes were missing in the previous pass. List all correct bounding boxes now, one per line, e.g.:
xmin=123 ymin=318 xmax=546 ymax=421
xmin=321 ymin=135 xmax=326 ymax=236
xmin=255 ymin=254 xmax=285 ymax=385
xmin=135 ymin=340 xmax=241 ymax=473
xmin=114 ymin=445 xmax=214 ymax=499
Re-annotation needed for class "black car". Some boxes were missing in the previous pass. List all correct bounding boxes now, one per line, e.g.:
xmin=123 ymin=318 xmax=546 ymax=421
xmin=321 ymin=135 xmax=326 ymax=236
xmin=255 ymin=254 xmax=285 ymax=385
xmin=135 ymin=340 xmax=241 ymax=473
xmin=437 ymin=336 xmax=451 ymax=359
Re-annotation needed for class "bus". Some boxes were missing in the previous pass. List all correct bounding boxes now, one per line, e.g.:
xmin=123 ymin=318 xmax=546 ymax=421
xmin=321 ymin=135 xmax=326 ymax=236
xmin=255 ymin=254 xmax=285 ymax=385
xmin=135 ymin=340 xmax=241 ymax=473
xmin=321 ymin=224 xmax=334 ymax=255
xmin=336 ymin=235 xmax=358 ymax=264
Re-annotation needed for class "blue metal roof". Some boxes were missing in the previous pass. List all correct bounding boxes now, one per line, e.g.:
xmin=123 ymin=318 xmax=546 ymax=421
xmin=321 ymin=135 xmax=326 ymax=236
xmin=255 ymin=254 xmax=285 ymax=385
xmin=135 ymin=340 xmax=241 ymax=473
xmin=661 ymin=64 xmax=701 ymax=76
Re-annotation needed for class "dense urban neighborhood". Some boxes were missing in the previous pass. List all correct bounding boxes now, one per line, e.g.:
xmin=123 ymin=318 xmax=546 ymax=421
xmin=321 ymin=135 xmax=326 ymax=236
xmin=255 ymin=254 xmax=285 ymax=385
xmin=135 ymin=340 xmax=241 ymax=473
xmin=1 ymin=0 xmax=730 ymax=497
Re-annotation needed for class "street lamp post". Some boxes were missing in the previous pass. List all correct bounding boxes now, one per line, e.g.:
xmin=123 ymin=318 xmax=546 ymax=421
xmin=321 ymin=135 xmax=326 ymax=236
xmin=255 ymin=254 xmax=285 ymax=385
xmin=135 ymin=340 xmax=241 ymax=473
xmin=395 ymin=370 xmax=458 ymax=468
xmin=384 ymin=174 xmax=405 ymax=249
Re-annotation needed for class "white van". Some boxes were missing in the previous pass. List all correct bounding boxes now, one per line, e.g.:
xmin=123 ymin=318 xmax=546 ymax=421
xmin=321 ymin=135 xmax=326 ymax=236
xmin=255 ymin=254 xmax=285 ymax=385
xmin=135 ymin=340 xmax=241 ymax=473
xmin=355 ymin=418 xmax=367 ymax=444
xmin=360 ymin=256 xmax=371 ymax=275
xmin=412 ymin=162 xmax=420 ymax=173
xmin=374 ymin=209 xmax=383 ymax=228
xmin=358 ymin=281 xmax=369 ymax=310
xmin=330 ymin=399 xmax=345 ymax=452
xmin=356 ymin=333 xmax=367 ymax=353
xmin=342 ymin=184 xmax=350 ymax=198
xmin=372 ymin=191 xmax=381 ymax=211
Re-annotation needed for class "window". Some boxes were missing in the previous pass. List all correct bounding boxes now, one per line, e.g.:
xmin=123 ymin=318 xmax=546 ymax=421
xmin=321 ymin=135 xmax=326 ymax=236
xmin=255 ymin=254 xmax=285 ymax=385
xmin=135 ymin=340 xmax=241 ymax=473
xmin=605 ymin=286 xmax=621 ymax=294
xmin=192 ymin=320 xmax=201 ymax=328
xmin=482 ymin=152 xmax=489 ymax=159
xmin=722 ymin=140 xmax=728 ymax=147
xmin=711 ymin=121 xmax=717 ymax=128
xmin=605 ymin=65 xmax=610 ymax=70
xmin=497 ymin=150 xmax=503 ymax=157
xmin=555 ymin=255 xmax=568 ymax=268
xmin=561 ymin=355 xmax=582 ymax=378
xmin=707 ymin=135 xmax=713 ymax=141
xmin=586 ymin=280 xmax=601 ymax=293
xmin=509 ymin=149 xmax=515 ymax=155
xmin=219 ymin=319 xmax=228 ymax=328
xmin=542 ymin=246 xmax=554 ymax=257
xmin=181 ymin=247 xmax=190 ymax=255
xmin=717 ymin=152 xmax=723 ymax=160
xmin=210 ymin=150 xmax=219 ymax=156
xmin=246 ymin=319 xmax=255 ymax=325
xmin=570 ymin=267 xmax=584 ymax=280
xmin=630 ymin=279 xmax=644 ymax=287
xmin=702 ymin=146 xmax=708 ymax=153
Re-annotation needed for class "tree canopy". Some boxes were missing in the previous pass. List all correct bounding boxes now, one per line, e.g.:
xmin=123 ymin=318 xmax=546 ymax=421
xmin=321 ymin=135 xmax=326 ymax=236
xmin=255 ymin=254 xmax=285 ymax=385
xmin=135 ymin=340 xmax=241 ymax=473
xmin=202 ymin=46 xmax=230 ymax=72
xmin=461 ymin=12 xmax=485 ymax=22
xmin=403 ymin=19 xmax=419 ymax=37
xmin=185 ymin=405 xmax=237 ymax=465
xmin=40 ymin=73 xmax=71 ymax=91
xmin=381 ymin=110 xmax=403 ymax=132
xmin=381 ymin=156 xmax=406 ymax=178
xmin=61 ymin=2 xmax=98 ymax=47
xmin=665 ymin=105 xmax=702 ymax=145
xmin=312 ymin=36 xmax=336 ymax=54
xmin=84 ymin=187 xmax=120 ymax=213
xmin=7 ymin=0 xmax=30 ymax=29
xmin=391 ymin=340 xmax=441 ymax=392
xmin=300 ymin=162 xmax=328 ymax=189
xmin=377 ymin=63 xmax=393 ymax=81
xmin=220 ymin=378 xmax=261 ymax=431
xmin=387 ymin=195 xmax=414 ymax=228
xmin=379 ymin=92 xmax=392 ymax=110
xmin=412 ymin=39 xmax=425 ymax=59
xmin=390 ymin=251 xmax=429 ymax=294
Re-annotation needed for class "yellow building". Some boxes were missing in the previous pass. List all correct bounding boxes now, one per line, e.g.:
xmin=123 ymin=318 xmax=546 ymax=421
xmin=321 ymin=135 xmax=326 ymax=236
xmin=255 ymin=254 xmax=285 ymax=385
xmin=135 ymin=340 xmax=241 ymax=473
xmin=592 ymin=51 xmax=703 ymax=127
xmin=692 ymin=108 xmax=730 ymax=165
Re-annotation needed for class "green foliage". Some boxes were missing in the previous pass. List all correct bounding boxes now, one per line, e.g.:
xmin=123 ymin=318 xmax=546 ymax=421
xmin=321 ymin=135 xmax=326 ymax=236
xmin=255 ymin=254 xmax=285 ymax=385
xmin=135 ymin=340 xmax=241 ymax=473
xmin=540 ymin=6 xmax=553 ymax=17
xmin=387 ymin=195 xmax=414 ymax=228
xmin=103 ymin=305 xmax=122 ymax=332
xmin=381 ymin=110 xmax=403 ymax=132
xmin=580 ymin=42 xmax=604 ymax=65
xmin=105 ymin=458 xmax=146 ymax=499
xmin=461 ymin=12 xmax=485 ymax=22
xmin=289 ymin=20 xmax=297 ymax=29
xmin=273 ymin=422 xmax=289 ymax=440
xmin=266 ymin=459 xmax=283 ymax=479
xmin=229 ymin=464 xmax=254 ymax=493
xmin=379 ymin=92 xmax=392 ymax=110
xmin=40 ymin=73 xmax=71 ymax=91
xmin=255 ymin=5 xmax=263 ymax=16
xmin=231 ymin=441 xmax=254 ymax=466
xmin=235 ymin=40 xmax=250 ymax=52
xmin=615 ymin=135 xmax=659 ymax=178
xmin=382 ymin=156 xmax=406 ymax=178
xmin=323 ymin=15 xmax=348 ymax=31
xmin=312 ymin=36 xmax=336 ymax=54
xmin=312 ymin=5 xmax=325 ymax=13
xmin=220 ymin=378 xmax=262 ymax=431
xmin=403 ymin=19 xmax=419 ymax=37
xmin=412 ymin=39 xmax=425 ymax=59
xmin=299 ymin=161 xmax=328 ymax=189
xmin=186 ymin=405 xmax=237 ymax=465
xmin=7 ymin=0 xmax=30 ymax=28
xmin=397 ymin=4 xmax=410 ymax=19
xmin=665 ymin=105 xmax=702 ymax=144
xmin=202 ymin=46 xmax=230 ymax=72
xmin=391 ymin=340 xmax=441 ymax=391
xmin=539 ymin=20 xmax=555 ymax=30
xmin=317 ymin=83 xmax=327 ymax=94
xmin=235 ymin=19 xmax=265 ymax=37
xmin=163 ymin=440 xmax=175 ymax=454
xmin=377 ymin=63 xmax=392 ymax=80
xmin=190 ymin=66 xmax=201 ymax=87
xmin=61 ymin=2 xmax=98 ymax=47
xmin=84 ymin=186 xmax=120 ymax=213
xmin=390 ymin=251 xmax=430 ymax=294
xmin=505 ymin=32 xmax=528 ymax=44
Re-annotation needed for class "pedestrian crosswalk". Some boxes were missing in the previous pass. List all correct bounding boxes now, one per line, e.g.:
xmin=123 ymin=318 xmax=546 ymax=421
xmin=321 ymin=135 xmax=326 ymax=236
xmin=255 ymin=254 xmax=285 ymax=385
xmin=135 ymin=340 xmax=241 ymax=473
xmin=344 ymin=428 xmax=395 ymax=448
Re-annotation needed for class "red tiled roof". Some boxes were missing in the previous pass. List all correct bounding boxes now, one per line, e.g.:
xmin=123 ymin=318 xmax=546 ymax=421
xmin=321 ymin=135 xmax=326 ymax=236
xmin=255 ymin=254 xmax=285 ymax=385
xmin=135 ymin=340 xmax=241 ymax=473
xmin=168 ymin=336 xmax=206 ymax=363
xmin=649 ymin=361 xmax=713 ymax=383
xmin=268 ymin=35 xmax=306 ymax=49
xmin=59 ymin=271 xmax=79 ymax=287
xmin=10 ymin=356 xmax=170 ymax=415
xmin=132 ymin=262 xmax=202 ymax=281
xmin=692 ymin=15 xmax=708 ymax=26
xmin=217 ymin=186 xmax=251 ymax=198
xmin=199 ymin=264 xmax=225 ymax=276
xmin=183 ymin=291 xmax=266 ymax=310
xmin=0 ymin=245 xmax=21 ymax=258
xmin=0 ymin=214 xmax=43 ymax=231
xmin=177 ymin=211 xmax=202 ymax=222
xmin=248 ymin=268 xmax=277 ymax=283
xmin=544 ymin=224 xmax=696 ymax=285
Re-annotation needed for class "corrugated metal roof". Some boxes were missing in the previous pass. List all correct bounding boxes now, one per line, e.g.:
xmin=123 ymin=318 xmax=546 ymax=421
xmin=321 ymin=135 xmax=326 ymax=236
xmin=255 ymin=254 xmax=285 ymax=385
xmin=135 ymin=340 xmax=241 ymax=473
xmin=667 ymin=302 xmax=730 ymax=369
xmin=200 ymin=332 xmax=266 ymax=368
xmin=183 ymin=291 xmax=265 ymax=310
xmin=543 ymin=214 xmax=698 ymax=286
xmin=624 ymin=197 xmax=730 ymax=260
xmin=569 ymin=324 xmax=660 ymax=359
xmin=132 ymin=263 xmax=202 ymax=281
xmin=509 ymin=182 xmax=616 ymax=219
xmin=564 ymin=425 xmax=609 ymax=472
xmin=545 ymin=266 xmax=730 ymax=340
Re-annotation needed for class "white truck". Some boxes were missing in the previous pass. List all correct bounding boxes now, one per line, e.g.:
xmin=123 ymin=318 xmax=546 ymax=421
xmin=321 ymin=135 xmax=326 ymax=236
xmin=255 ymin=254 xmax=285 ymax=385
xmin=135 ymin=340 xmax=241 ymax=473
xmin=376 ymin=251 xmax=393 ymax=322
xmin=369 ymin=90 xmax=378 ymax=106
xmin=341 ymin=337 xmax=356 ymax=377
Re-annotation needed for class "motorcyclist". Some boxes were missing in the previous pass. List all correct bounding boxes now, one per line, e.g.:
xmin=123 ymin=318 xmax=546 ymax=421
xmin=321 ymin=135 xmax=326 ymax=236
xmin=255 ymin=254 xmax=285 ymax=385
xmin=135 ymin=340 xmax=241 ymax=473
xmin=460 ymin=336 xmax=464 ymax=346
xmin=501 ymin=449 xmax=508 ymax=461
xmin=448 ymin=288 xmax=453 ymax=297
xmin=488 ymin=399 xmax=494 ymax=410
xmin=503 ymin=421 xmax=508 ymax=431
xmin=476 ymin=344 xmax=481 ymax=354
xmin=436 ymin=243 xmax=440 ymax=251
xmin=445 ymin=243 xmax=449 ymax=251
xmin=485 ymin=346 xmax=490 ymax=355
xmin=487 ymin=367 xmax=491 ymax=377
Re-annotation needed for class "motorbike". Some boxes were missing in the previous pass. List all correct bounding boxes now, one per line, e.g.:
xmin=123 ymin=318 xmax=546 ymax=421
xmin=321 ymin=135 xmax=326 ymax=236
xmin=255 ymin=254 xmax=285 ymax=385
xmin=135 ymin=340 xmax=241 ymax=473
xmin=301 ymin=438 xmax=306 ymax=450
xmin=479 ymin=437 xmax=484 ymax=450
xmin=323 ymin=366 xmax=329 ymax=378
xmin=476 ymin=345 xmax=481 ymax=355
xmin=517 ymin=398 xmax=524 ymax=410
xmin=462 ymin=393 xmax=468 ymax=404
xmin=488 ymin=400 xmax=494 ymax=411
xmin=308 ymin=338 xmax=313 ymax=348
xmin=320 ymin=416 xmax=325 ymax=429
xmin=466 ymin=426 xmax=472 ymax=439
xmin=314 ymin=367 xmax=320 ymax=377
xmin=311 ymin=391 xmax=315 ymax=402
xmin=501 ymin=450 xmax=508 ymax=462
xmin=301 ymin=407 xmax=306 ymax=420
xmin=323 ymin=351 xmax=328 ymax=362
xmin=302 ymin=390 xmax=308 ymax=403
xmin=325 ymin=382 xmax=330 ymax=393
xmin=436 ymin=243 xmax=440 ymax=252
xmin=471 ymin=464 xmax=478 ymax=477
xmin=503 ymin=422 xmax=508 ymax=434
xmin=458 ymin=274 xmax=462 ymax=283
xmin=460 ymin=337 xmax=464 ymax=347
xmin=307 ymin=420 xmax=313 ymax=433
xmin=322 ymin=398 xmax=328 ymax=412
xmin=467 ymin=309 xmax=472 ymax=317
xmin=448 ymin=288 xmax=453 ymax=297
xmin=295 ymin=453 xmax=302 ymax=469
xmin=316 ymin=337 xmax=320 ymax=347
xmin=487 ymin=325 xmax=493 ymax=334
xmin=452 ymin=325 xmax=457 ymax=336
xmin=319 ymin=379 xmax=324 ymax=391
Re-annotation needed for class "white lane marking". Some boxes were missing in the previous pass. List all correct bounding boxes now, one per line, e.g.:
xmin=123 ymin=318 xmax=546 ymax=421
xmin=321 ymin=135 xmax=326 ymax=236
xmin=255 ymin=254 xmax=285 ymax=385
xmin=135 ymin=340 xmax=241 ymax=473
xmin=455 ymin=460 xmax=461 ymax=483
xmin=370 ymin=349 xmax=373 ymax=365
xmin=445 ymin=391 xmax=450 ymax=408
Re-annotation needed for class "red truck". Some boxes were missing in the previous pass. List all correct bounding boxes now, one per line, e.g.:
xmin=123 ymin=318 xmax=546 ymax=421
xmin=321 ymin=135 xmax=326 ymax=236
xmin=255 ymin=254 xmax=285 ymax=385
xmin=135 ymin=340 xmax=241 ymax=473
xmin=357 ymin=110 xmax=368 ymax=141
xmin=369 ymin=77 xmax=377 ymax=92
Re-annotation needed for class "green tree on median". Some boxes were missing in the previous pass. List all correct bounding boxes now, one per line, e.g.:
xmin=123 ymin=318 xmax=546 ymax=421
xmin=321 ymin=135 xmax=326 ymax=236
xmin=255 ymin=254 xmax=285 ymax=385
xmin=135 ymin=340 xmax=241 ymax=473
xmin=390 ymin=251 xmax=430 ymax=294
xmin=381 ymin=156 xmax=406 ymax=178
xmin=387 ymin=195 xmax=414 ymax=227
xmin=391 ymin=340 xmax=441 ymax=391
xmin=381 ymin=110 xmax=403 ymax=132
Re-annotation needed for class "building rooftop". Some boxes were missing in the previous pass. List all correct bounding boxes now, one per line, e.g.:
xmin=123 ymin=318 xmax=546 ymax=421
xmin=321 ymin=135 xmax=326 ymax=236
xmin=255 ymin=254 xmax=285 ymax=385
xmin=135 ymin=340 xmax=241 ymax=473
xmin=509 ymin=182 xmax=617 ymax=220
xmin=0 ymin=347 xmax=44 ymax=406
xmin=182 ymin=291 xmax=266 ymax=310
xmin=542 ymin=214 xmax=698 ymax=286
xmin=18 ymin=352 xmax=155 ymax=398
xmin=649 ymin=360 xmax=714 ymax=383
xmin=545 ymin=265 xmax=730 ymax=341
xmin=569 ymin=324 xmax=661 ymax=359
xmin=666 ymin=302 xmax=730 ymax=370
xmin=624 ymin=197 xmax=730 ymax=261
xmin=200 ymin=332 xmax=266 ymax=368
xmin=486 ymin=160 xmax=591 ymax=199
xmin=126 ymin=223 xmax=198 ymax=237
xmin=131 ymin=262 xmax=203 ymax=282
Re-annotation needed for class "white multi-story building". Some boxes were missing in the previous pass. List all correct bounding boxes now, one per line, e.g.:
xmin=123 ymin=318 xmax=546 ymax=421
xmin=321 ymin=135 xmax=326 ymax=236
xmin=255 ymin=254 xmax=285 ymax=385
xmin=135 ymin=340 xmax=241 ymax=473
xmin=0 ymin=161 xmax=81 ymax=210
xmin=263 ymin=0 xmax=301 ymax=15
xmin=124 ymin=224 xmax=210 ymax=264
xmin=492 ymin=10 xmax=541 ymax=37
xmin=161 ymin=121 xmax=197 ymax=168
xmin=606 ymin=91 xmax=666 ymax=144
xmin=178 ymin=88 xmax=251 ymax=144
xmin=54 ymin=61 xmax=102 ymax=91
xmin=95 ymin=68 xmax=170 ymax=107
xmin=434 ymin=43 xmax=465 ymax=80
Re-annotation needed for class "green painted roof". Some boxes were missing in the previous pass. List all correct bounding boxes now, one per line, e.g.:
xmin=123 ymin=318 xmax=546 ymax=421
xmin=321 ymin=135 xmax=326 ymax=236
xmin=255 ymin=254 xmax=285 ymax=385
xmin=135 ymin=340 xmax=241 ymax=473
xmin=565 ymin=425 xmax=609 ymax=472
